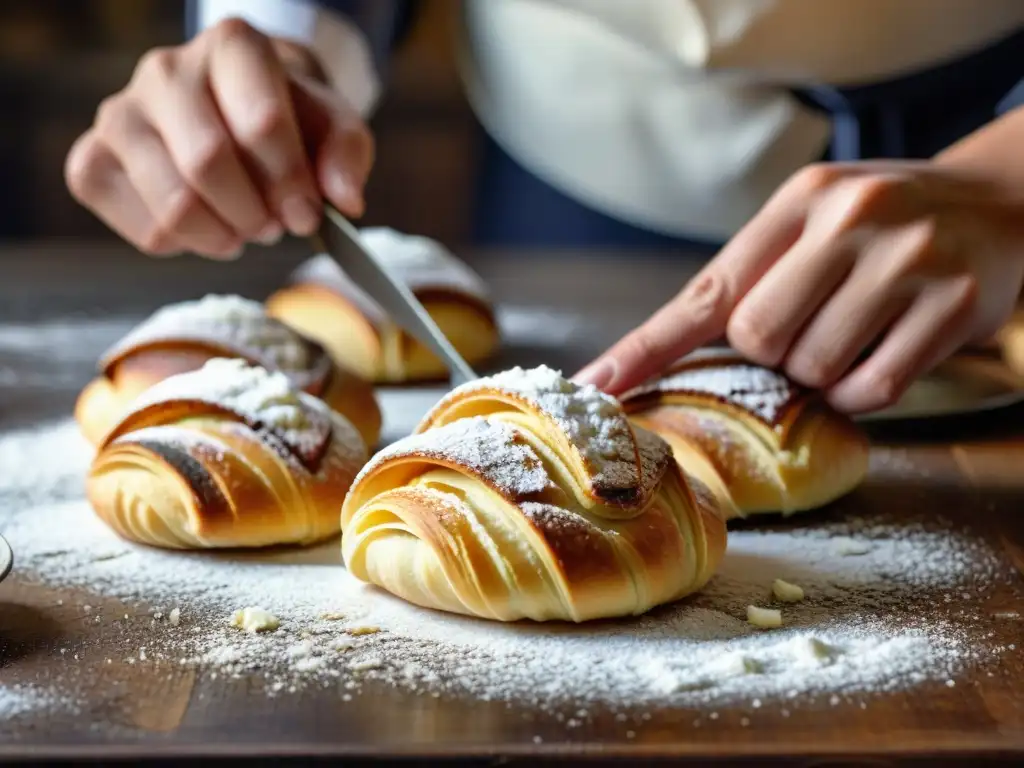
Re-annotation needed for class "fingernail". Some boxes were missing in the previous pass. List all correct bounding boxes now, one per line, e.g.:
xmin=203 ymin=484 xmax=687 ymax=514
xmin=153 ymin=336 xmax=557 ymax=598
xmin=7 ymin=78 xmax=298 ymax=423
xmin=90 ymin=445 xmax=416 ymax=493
xmin=280 ymin=195 xmax=321 ymax=236
xmin=255 ymin=220 xmax=285 ymax=245
xmin=572 ymin=358 xmax=618 ymax=391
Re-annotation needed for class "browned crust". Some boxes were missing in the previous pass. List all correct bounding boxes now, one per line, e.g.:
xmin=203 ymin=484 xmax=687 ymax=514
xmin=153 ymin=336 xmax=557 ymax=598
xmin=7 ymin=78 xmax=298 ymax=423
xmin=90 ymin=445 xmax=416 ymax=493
xmin=130 ymin=438 xmax=236 ymax=529
xmin=101 ymin=398 xmax=332 ymax=474
xmin=622 ymin=350 xmax=813 ymax=444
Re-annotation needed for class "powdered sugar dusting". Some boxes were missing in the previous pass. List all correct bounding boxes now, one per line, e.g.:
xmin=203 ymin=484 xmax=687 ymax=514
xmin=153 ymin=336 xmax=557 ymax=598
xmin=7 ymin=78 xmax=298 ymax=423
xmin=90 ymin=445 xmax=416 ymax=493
xmin=121 ymin=359 xmax=337 ymax=467
xmin=0 ymin=684 xmax=79 ymax=720
xmin=101 ymin=294 xmax=316 ymax=375
xmin=423 ymin=366 xmax=661 ymax=503
xmin=625 ymin=352 xmax=802 ymax=426
xmin=0 ymin=418 xmax=1018 ymax=715
xmin=352 ymin=416 xmax=554 ymax=501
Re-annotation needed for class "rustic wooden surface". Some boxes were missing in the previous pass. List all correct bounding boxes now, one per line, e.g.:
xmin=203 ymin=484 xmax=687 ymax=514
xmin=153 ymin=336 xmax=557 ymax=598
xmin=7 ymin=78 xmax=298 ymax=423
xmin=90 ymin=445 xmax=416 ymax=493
xmin=0 ymin=242 xmax=1023 ymax=765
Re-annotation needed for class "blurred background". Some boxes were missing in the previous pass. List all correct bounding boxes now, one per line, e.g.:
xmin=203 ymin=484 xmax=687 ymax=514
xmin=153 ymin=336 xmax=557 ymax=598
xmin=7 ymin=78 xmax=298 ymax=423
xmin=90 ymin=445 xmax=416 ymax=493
xmin=0 ymin=0 xmax=477 ymax=246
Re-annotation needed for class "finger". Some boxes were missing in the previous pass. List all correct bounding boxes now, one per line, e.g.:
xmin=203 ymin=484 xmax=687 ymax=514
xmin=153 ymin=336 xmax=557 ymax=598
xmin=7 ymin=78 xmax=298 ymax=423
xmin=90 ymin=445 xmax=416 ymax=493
xmin=782 ymin=252 xmax=912 ymax=389
xmin=206 ymin=19 xmax=321 ymax=236
xmin=727 ymin=232 xmax=855 ymax=368
xmin=826 ymin=275 xmax=978 ymax=413
xmin=65 ymin=132 xmax=182 ymax=256
xmin=138 ymin=62 xmax=282 ymax=245
xmin=290 ymin=76 xmax=374 ymax=217
xmin=96 ymin=98 xmax=242 ymax=258
xmin=572 ymin=165 xmax=825 ymax=394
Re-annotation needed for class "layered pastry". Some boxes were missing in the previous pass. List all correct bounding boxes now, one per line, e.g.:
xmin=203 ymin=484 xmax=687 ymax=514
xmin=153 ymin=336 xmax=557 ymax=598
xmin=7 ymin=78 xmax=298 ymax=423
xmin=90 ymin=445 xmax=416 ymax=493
xmin=74 ymin=294 xmax=381 ymax=447
xmin=265 ymin=227 xmax=499 ymax=383
xmin=86 ymin=358 xmax=367 ymax=550
xmin=622 ymin=349 xmax=870 ymax=519
xmin=340 ymin=365 xmax=726 ymax=623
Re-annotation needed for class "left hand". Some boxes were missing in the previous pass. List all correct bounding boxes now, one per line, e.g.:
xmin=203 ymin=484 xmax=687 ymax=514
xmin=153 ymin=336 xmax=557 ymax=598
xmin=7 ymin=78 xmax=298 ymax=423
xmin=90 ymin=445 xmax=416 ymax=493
xmin=574 ymin=161 xmax=1024 ymax=413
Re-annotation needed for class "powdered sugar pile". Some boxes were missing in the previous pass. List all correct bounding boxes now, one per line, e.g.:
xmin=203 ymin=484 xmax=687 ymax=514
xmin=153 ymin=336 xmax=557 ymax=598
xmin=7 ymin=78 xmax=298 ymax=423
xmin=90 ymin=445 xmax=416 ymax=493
xmin=355 ymin=416 xmax=553 ymax=499
xmin=105 ymin=294 xmax=314 ymax=374
xmin=0 ymin=417 xmax=1015 ymax=712
xmin=427 ymin=366 xmax=647 ymax=496
xmin=623 ymin=351 xmax=801 ymax=426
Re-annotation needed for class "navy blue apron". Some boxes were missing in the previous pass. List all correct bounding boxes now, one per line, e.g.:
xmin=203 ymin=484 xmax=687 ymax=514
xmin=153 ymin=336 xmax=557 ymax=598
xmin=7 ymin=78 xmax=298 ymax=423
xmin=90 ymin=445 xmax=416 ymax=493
xmin=187 ymin=1 xmax=1024 ymax=249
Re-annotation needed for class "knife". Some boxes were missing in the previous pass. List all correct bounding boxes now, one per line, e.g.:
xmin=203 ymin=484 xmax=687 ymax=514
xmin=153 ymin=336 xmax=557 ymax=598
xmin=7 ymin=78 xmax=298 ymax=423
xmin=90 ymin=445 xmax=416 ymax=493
xmin=313 ymin=206 xmax=479 ymax=386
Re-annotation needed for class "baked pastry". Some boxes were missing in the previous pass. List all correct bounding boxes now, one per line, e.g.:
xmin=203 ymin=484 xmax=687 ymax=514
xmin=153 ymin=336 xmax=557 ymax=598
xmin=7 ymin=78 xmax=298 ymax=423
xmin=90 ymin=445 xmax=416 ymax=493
xmin=74 ymin=294 xmax=381 ymax=448
xmin=998 ymin=308 xmax=1024 ymax=377
xmin=340 ymin=365 xmax=726 ymax=623
xmin=621 ymin=349 xmax=869 ymax=520
xmin=265 ymin=227 xmax=499 ymax=383
xmin=86 ymin=358 xmax=367 ymax=550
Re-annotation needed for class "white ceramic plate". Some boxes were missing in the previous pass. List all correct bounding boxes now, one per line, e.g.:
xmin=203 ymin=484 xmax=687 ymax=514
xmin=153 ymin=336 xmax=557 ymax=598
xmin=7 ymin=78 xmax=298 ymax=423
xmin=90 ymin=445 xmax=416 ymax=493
xmin=856 ymin=356 xmax=1024 ymax=422
xmin=0 ymin=534 xmax=12 ymax=584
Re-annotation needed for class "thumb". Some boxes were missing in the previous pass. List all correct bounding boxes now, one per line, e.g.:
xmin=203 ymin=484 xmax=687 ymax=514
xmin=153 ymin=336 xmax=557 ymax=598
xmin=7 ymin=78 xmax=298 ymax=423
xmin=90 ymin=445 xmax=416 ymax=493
xmin=290 ymin=78 xmax=374 ymax=218
xmin=573 ymin=270 xmax=734 ymax=397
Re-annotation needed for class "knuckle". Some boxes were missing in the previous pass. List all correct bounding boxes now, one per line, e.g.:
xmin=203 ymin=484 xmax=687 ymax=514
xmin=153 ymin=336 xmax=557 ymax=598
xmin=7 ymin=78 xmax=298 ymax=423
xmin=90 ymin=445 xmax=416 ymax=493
xmin=94 ymin=94 xmax=128 ymax=135
xmin=726 ymin=308 xmax=783 ymax=366
xmin=239 ymin=103 xmax=290 ymax=147
xmin=861 ymin=368 xmax=903 ymax=410
xmin=138 ymin=227 xmax=174 ymax=255
xmin=158 ymin=187 xmax=202 ymax=233
xmin=787 ymin=352 xmax=836 ymax=389
xmin=178 ymin=130 xmax=232 ymax=185
xmin=64 ymin=133 xmax=108 ymax=200
xmin=842 ymin=175 xmax=903 ymax=222
xmin=793 ymin=163 xmax=841 ymax=195
xmin=134 ymin=46 xmax=178 ymax=85
xmin=211 ymin=16 xmax=266 ymax=47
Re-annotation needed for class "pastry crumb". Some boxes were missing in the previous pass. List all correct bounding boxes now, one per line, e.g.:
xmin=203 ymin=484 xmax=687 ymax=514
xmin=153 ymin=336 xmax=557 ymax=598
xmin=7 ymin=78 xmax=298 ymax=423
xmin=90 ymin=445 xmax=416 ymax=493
xmin=168 ymin=608 xmax=181 ymax=627
xmin=833 ymin=537 xmax=871 ymax=556
xmin=772 ymin=578 xmax=805 ymax=603
xmin=229 ymin=607 xmax=280 ymax=633
xmin=346 ymin=625 xmax=380 ymax=636
xmin=747 ymin=606 xmax=782 ymax=629
xmin=318 ymin=612 xmax=346 ymax=621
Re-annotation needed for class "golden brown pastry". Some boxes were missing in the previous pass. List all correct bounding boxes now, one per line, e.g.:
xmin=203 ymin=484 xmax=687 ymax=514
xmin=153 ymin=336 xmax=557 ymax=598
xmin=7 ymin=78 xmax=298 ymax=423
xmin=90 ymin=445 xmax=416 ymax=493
xmin=340 ymin=365 xmax=727 ymax=623
xmin=621 ymin=349 xmax=869 ymax=520
xmin=86 ymin=358 xmax=367 ymax=550
xmin=265 ymin=227 xmax=499 ymax=383
xmin=74 ymin=294 xmax=381 ymax=448
xmin=998 ymin=308 xmax=1024 ymax=377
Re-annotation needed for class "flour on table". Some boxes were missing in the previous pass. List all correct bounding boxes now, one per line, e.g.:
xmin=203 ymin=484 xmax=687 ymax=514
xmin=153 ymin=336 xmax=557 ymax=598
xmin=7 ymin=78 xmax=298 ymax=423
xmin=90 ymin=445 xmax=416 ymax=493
xmin=0 ymin=684 xmax=78 ymax=719
xmin=1 ymin=415 xmax=1015 ymax=714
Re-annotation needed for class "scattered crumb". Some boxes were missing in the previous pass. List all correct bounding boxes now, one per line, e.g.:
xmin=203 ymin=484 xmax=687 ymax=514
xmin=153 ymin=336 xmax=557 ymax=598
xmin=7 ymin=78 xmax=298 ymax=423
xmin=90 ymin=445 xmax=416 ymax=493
xmin=833 ymin=537 xmax=872 ymax=556
xmin=346 ymin=626 xmax=380 ymax=636
xmin=747 ymin=606 xmax=783 ymax=629
xmin=229 ymin=607 xmax=280 ymax=634
xmin=169 ymin=608 xmax=181 ymax=627
xmin=772 ymin=578 xmax=805 ymax=603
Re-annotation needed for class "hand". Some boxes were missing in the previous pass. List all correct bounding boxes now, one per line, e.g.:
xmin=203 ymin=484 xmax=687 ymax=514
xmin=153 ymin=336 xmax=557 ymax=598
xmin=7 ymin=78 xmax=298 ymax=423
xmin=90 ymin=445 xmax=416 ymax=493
xmin=575 ymin=161 xmax=1024 ymax=413
xmin=64 ymin=17 xmax=373 ymax=259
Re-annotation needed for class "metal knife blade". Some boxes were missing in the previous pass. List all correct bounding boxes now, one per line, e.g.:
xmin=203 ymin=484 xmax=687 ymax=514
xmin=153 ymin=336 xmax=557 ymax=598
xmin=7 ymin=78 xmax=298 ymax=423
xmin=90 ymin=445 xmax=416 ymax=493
xmin=314 ymin=206 xmax=478 ymax=386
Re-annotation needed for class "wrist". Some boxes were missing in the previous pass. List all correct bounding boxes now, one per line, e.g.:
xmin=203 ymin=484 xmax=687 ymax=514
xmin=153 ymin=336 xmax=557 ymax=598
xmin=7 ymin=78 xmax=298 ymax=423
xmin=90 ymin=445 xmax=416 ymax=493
xmin=933 ymin=106 xmax=1024 ymax=209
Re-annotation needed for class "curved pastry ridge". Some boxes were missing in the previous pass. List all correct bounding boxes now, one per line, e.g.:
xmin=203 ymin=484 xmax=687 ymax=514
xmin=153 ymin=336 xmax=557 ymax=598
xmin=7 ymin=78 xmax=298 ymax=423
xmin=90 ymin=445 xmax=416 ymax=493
xmin=87 ymin=359 xmax=366 ymax=550
xmin=623 ymin=350 xmax=870 ymax=519
xmin=341 ymin=366 xmax=727 ymax=623
xmin=418 ymin=365 xmax=669 ymax=511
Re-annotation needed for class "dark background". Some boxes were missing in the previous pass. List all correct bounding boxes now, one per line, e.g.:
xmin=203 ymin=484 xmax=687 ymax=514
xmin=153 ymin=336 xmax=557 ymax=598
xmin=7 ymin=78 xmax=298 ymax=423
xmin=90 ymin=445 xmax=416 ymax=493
xmin=0 ymin=0 xmax=478 ymax=247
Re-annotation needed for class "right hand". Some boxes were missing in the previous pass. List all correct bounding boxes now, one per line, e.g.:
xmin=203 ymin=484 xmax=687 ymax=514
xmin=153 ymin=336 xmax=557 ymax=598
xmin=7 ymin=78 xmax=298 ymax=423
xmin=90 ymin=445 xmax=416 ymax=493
xmin=65 ymin=17 xmax=374 ymax=259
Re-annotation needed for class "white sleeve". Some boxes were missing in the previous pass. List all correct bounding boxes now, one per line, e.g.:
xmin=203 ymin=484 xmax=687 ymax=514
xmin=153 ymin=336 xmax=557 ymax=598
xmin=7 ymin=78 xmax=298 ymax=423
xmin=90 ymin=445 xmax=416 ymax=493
xmin=197 ymin=0 xmax=382 ymax=116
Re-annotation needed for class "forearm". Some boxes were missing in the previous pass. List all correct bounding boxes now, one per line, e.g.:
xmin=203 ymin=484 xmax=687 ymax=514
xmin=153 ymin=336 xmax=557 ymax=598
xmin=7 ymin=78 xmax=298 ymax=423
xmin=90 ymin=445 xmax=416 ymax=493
xmin=934 ymin=104 xmax=1024 ymax=203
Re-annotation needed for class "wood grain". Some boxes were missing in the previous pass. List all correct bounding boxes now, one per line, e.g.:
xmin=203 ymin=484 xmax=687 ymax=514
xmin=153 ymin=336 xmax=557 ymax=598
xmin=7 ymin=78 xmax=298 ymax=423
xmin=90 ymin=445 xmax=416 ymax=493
xmin=0 ymin=242 xmax=1022 ymax=764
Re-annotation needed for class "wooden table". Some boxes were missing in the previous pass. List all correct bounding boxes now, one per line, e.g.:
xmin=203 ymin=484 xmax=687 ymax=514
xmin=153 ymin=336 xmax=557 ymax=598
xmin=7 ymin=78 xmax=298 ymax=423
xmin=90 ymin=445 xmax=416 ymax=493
xmin=1 ymin=242 xmax=1023 ymax=766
